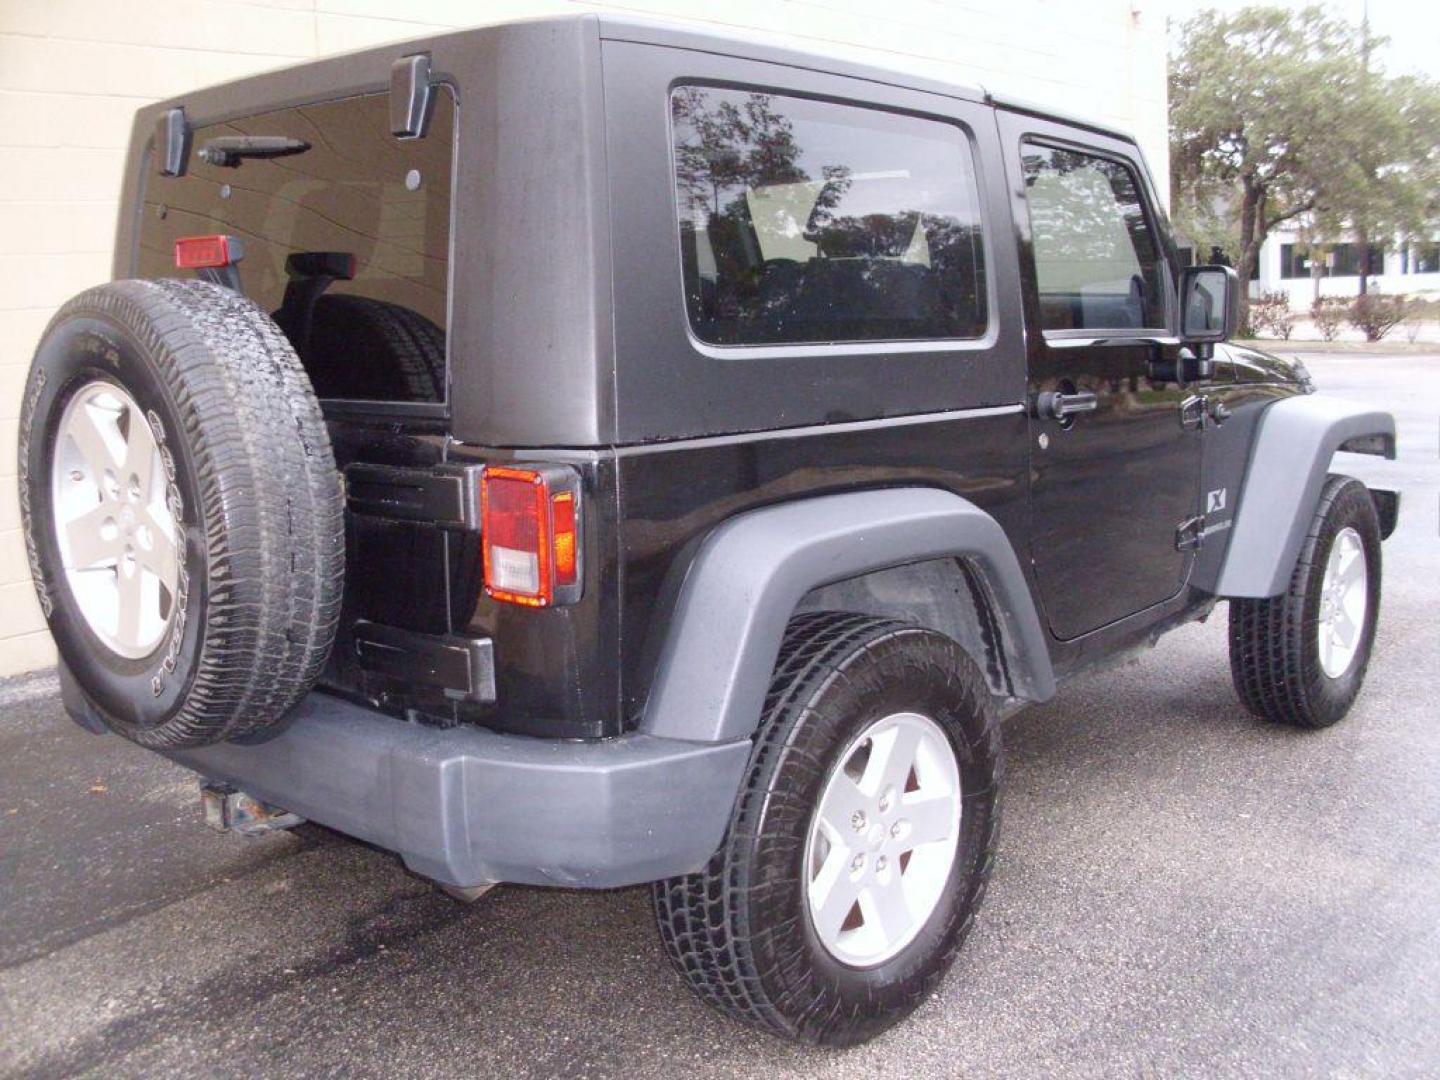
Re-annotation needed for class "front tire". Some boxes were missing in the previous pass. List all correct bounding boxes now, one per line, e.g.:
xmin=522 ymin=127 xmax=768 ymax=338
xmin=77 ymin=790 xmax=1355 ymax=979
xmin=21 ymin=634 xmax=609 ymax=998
xmin=1229 ymin=475 xmax=1382 ymax=728
xmin=653 ymin=612 xmax=1001 ymax=1046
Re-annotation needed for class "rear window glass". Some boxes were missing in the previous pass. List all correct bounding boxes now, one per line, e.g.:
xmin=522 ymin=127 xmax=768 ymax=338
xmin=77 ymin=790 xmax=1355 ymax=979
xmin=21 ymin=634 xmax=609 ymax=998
xmin=139 ymin=90 xmax=455 ymax=404
xmin=670 ymin=86 xmax=988 ymax=347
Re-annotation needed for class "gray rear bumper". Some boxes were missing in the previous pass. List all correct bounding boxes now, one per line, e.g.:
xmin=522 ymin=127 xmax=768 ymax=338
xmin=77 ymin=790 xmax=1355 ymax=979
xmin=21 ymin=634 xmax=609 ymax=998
xmin=135 ymin=692 xmax=749 ymax=889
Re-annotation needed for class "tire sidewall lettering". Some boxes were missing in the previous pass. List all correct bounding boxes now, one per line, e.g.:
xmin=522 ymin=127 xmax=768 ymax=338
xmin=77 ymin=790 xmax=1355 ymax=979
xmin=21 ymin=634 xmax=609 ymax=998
xmin=18 ymin=366 xmax=52 ymax=619
xmin=144 ymin=407 xmax=190 ymax=697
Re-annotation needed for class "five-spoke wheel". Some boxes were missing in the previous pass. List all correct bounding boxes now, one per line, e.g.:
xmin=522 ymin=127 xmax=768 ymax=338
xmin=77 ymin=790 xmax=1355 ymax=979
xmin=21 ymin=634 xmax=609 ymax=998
xmin=51 ymin=381 xmax=179 ymax=658
xmin=805 ymin=711 xmax=961 ymax=967
xmin=1316 ymin=525 xmax=1367 ymax=679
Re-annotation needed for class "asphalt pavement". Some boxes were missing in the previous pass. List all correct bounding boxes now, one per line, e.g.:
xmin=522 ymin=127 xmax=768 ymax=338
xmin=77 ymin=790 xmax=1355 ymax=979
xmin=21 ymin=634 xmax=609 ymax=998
xmin=2 ymin=350 xmax=1437 ymax=1078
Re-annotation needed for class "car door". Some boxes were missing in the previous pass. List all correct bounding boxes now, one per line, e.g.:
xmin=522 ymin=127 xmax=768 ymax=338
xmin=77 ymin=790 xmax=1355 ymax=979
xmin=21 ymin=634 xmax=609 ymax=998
xmin=998 ymin=112 xmax=1201 ymax=640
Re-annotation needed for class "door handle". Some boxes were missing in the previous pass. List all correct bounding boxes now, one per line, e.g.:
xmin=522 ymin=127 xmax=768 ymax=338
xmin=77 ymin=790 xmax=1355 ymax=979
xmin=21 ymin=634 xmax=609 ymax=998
xmin=1034 ymin=389 xmax=1098 ymax=421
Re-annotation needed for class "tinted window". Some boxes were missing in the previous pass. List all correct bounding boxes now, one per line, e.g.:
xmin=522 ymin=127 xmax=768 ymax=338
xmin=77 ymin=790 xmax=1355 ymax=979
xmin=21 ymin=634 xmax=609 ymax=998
xmin=140 ymin=91 xmax=455 ymax=403
xmin=1281 ymin=243 xmax=1313 ymax=279
xmin=670 ymin=87 xmax=987 ymax=346
xmin=1283 ymin=242 xmax=1387 ymax=279
xmin=1410 ymin=242 xmax=1440 ymax=274
xmin=1021 ymin=143 xmax=1164 ymax=331
xmin=1327 ymin=242 xmax=1385 ymax=277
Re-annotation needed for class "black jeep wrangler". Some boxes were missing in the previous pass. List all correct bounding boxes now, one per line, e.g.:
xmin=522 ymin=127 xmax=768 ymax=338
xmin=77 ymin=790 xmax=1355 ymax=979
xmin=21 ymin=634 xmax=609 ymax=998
xmin=18 ymin=15 xmax=1398 ymax=1046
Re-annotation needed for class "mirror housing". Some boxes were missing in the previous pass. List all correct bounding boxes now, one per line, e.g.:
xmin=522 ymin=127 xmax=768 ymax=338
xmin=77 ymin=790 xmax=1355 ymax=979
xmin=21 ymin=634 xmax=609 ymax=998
xmin=1180 ymin=264 xmax=1240 ymax=346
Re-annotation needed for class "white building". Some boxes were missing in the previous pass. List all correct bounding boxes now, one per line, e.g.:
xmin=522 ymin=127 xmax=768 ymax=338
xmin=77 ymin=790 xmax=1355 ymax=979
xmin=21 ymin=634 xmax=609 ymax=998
xmin=1250 ymin=225 xmax=1440 ymax=308
xmin=0 ymin=0 xmax=1170 ymax=676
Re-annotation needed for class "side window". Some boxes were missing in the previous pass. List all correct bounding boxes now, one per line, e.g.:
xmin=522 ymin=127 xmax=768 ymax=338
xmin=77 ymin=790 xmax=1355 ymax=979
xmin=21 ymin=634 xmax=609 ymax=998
xmin=1020 ymin=142 xmax=1165 ymax=332
xmin=140 ymin=91 xmax=455 ymax=404
xmin=670 ymin=86 xmax=987 ymax=347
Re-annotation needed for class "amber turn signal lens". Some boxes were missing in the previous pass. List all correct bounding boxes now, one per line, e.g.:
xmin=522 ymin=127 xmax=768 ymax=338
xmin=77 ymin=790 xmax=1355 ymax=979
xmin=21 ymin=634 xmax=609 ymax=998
xmin=552 ymin=492 xmax=577 ymax=586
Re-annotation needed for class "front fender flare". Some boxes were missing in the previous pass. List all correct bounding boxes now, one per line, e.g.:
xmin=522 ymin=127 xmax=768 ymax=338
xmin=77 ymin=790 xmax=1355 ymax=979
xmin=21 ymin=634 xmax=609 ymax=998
xmin=639 ymin=488 xmax=1055 ymax=744
xmin=1212 ymin=394 xmax=1395 ymax=598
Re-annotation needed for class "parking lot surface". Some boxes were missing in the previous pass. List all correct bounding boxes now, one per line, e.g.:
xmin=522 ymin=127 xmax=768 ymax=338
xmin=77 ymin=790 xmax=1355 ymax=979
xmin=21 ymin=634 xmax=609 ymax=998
xmin=2 ymin=350 xmax=1437 ymax=1078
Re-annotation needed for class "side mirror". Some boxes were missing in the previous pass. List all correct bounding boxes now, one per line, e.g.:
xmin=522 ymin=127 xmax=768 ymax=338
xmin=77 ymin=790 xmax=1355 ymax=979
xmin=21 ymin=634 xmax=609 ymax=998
xmin=1180 ymin=264 xmax=1240 ymax=344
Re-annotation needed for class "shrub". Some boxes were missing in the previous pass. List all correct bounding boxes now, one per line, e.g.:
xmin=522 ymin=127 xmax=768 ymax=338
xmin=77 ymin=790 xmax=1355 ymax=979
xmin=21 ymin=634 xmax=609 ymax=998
xmin=1310 ymin=297 xmax=1349 ymax=341
xmin=1347 ymin=293 xmax=1413 ymax=343
xmin=1249 ymin=291 xmax=1296 ymax=339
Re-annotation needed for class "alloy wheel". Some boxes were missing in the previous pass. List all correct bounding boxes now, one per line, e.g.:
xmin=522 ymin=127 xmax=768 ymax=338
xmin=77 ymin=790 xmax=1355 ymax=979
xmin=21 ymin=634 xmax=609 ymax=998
xmin=50 ymin=381 xmax=180 ymax=659
xmin=1317 ymin=525 xmax=1367 ymax=679
xmin=803 ymin=711 xmax=962 ymax=967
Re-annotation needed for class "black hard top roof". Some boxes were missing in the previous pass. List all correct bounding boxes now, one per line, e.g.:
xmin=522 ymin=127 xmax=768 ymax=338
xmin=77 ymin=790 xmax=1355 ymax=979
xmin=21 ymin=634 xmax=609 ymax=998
xmin=159 ymin=12 xmax=1137 ymax=147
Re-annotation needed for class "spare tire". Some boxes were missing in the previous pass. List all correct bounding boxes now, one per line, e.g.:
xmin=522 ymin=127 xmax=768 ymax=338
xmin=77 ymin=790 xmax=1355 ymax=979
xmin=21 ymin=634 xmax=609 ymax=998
xmin=17 ymin=279 xmax=344 ymax=748
xmin=300 ymin=294 xmax=445 ymax=403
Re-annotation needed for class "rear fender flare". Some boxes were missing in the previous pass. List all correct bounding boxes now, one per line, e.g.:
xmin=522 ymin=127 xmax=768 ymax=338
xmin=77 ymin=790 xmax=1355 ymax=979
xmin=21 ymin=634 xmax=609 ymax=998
xmin=638 ymin=488 xmax=1055 ymax=744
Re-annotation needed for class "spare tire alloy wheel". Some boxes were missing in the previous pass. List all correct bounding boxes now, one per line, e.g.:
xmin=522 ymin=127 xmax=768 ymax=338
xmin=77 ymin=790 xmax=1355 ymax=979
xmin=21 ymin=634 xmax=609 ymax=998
xmin=51 ymin=381 xmax=181 ymax=660
xmin=19 ymin=279 xmax=344 ymax=748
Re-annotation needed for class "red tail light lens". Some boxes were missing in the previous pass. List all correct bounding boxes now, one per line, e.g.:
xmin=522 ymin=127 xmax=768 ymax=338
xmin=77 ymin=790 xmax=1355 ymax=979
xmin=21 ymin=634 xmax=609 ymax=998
xmin=480 ymin=465 xmax=582 ymax=607
xmin=174 ymin=234 xmax=240 ymax=269
xmin=482 ymin=467 xmax=548 ymax=605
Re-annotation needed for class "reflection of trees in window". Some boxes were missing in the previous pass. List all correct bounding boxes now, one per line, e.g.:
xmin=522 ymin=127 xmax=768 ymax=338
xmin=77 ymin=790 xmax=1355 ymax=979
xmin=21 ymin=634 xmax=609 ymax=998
xmin=670 ymin=86 xmax=987 ymax=345
xmin=673 ymin=87 xmax=807 ymax=217
xmin=1022 ymin=144 xmax=1163 ymax=330
xmin=673 ymin=89 xmax=851 ymax=281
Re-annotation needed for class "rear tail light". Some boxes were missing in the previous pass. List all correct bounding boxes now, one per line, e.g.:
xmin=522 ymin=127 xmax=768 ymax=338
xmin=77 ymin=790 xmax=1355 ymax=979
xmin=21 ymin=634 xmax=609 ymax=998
xmin=480 ymin=465 xmax=582 ymax=607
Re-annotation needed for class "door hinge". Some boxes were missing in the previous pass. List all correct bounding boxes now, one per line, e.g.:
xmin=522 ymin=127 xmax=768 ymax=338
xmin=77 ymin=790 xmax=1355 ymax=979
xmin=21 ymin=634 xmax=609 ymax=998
xmin=1180 ymin=395 xmax=1207 ymax=431
xmin=1176 ymin=515 xmax=1206 ymax=552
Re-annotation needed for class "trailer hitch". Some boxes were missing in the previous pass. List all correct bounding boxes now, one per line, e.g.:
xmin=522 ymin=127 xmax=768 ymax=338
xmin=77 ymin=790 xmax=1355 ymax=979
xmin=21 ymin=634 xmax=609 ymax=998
xmin=199 ymin=781 xmax=304 ymax=836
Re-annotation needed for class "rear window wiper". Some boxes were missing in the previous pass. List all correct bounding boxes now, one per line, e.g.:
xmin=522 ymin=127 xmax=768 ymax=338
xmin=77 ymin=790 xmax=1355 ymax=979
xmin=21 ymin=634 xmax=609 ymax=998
xmin=198 ymin=135 xmax=311 ymax=168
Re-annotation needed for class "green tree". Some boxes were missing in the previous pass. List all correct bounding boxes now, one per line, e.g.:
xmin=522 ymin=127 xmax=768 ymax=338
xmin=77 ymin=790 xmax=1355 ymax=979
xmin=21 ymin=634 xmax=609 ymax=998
xmin=1316 ymin=22 xmax=1440 ymax=294
xmin=1169 ymin=5 xmax=1440 ymax=317
xmin=1350 ymin=73 xmax=1440 ymax=289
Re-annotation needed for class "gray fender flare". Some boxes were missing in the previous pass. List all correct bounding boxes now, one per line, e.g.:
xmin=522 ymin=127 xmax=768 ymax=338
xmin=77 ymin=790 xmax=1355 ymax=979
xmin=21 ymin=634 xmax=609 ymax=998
xmin=1214 ymin=394 xmax=1395 ymax=598
xmin=639 ymin=488 xmax=1056 ymax=744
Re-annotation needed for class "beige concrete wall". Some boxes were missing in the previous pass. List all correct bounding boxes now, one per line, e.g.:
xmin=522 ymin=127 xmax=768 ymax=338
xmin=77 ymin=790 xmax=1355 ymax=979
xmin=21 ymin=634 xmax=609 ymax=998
xmin=0 ymin=0 xmax=1167 ymax=676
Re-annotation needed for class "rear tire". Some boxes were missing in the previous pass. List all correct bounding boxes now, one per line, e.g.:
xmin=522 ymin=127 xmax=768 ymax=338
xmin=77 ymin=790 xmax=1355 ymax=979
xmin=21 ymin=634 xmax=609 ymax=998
xmin=1228 ymin=475 xmax=1381 ymax=729
xmin=653 ymin=612 xmax=1001 ymax=1046
xmin=18 ymin=279 xmax=344 ymax=748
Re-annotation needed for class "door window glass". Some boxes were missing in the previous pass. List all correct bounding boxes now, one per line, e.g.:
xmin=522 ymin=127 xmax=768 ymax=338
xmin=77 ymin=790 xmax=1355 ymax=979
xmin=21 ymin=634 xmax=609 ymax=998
xmin=671 ymin=86 xmax=988 ymax=346
xmin=1021 ymin=143 xmax=1165 ymax=331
